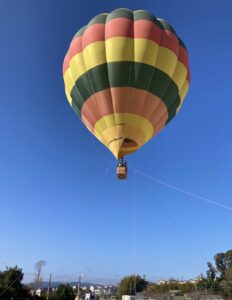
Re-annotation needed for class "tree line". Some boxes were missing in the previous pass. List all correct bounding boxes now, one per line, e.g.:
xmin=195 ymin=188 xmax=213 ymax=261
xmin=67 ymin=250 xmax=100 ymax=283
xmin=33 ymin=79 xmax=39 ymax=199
xmin=1 ymin=249 xmax=232 ymax=300
xmin=117 ymin=250 xmax=232 ymax=299
xmin=0 ymin=266 xmax=75 ymax=300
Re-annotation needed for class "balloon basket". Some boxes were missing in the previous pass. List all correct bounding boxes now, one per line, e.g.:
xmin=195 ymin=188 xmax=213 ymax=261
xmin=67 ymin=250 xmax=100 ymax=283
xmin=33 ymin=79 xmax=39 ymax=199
xmin=117 ymin=159 xmax=127 ymax=179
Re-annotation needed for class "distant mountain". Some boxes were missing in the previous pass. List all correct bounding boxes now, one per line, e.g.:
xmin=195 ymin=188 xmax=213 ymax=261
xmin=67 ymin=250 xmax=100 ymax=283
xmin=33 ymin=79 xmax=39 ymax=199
xmin=26 ymin=281 xmax=117 ymax=289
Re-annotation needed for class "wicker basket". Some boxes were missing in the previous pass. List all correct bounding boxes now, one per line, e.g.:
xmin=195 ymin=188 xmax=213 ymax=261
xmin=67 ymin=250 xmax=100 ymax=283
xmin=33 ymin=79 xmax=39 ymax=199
xmin=117 ymin=165 xmax=127 ymax=179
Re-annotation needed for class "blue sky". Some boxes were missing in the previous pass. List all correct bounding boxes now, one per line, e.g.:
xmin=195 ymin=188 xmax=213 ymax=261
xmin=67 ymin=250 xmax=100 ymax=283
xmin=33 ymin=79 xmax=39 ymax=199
xmin=0 ymin=0 xmax=232 ymax=284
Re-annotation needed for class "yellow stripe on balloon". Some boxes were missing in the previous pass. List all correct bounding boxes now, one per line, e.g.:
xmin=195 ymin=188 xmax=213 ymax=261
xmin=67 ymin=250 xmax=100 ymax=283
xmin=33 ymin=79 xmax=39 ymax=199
xmin=93 ymin=113 xmax=116 ymax=146
xmin=65 ymin=88 xmax=73 ymax=106
xmin=172 ymin=61 xmax=188 ymax=90
xmin=106 ymin=37 xmax=134 ymax=61
xmin=134 ymin=39 xmax=159 ymax=66
xmin=114 ymin=146 xmax=138 ymax=159
xmin=84 ymin=113 xmax=156 ymax=158
xmin=155 ymin=46 xmax=177 ymax=78
xmin=120 ymin=146 xmax=138 ymax=152
xmin=83 ymin=41 xmax=106 ymax=70
xmin=177 ymin=80 xmax=190 ymax=111
xmin=69 ymin=53 xmax=86 ymax=81
xmin=64 ymin=37 xmax=189 ymax=95
xmin=63 ymin=69 xmax=76 ymax=94
xmin=93 ymin=113 xmax=154 ymax=144
xmin=94 ymin=124 xmax=145 ymax=159
xmin=179 ymin=80 xmax=190 ymax=102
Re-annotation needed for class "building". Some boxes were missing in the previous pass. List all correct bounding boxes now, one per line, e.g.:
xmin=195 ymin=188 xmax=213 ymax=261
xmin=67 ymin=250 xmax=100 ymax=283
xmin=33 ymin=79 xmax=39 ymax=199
xmin=122 ymin=295 xmax=136 ymax=300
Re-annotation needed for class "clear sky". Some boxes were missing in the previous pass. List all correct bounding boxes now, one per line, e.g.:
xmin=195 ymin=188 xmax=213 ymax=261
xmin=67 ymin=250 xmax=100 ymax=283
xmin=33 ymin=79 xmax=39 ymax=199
xmin=1 ymin=0 xmax=232 ymax=285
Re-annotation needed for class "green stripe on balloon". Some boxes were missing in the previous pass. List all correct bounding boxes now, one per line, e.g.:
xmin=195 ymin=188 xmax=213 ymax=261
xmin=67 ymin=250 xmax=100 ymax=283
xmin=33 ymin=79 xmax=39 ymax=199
xmin=88 ymin=13 xmax=108 ymax=25
xmin=72 ymin=26 xmax=87 ymax=39
xmin=133 ymin=10 xmax=157 ymax=22
xmin=69 ymin=62 xmax=181 ymax=123
xmin=158 ymin=19 xmax=176 ymax=34
xmin=106 ymin=8 xmax=134 ymax=22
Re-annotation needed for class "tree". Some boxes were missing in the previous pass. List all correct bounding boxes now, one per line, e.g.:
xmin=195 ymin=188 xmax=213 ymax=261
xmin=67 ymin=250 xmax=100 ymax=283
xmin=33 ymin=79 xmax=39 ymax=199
xmin=205 ymin=249 xmax=232 ymax=298
xmin=220 ymin=261 xmax=232 ymax=299
xmin=33 ymin=260 xmax=46 ymax=295
xmin=214 ymin=250 xmax=232 ymax=280
xmin=0 ymin=266 xmax=31 ymax=299
xmin=117 ymin=275 xmax=148 ymax=298
xmin=55 ymin=284 xmax=75 ymax=300
xmin=206 ymin=262 xmax=217 ymax=281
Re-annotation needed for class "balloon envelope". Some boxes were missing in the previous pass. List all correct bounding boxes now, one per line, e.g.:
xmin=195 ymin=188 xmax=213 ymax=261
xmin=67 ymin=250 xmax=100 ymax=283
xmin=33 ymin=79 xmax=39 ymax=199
xmin=63 ymin=8 xmax=190 ymax=159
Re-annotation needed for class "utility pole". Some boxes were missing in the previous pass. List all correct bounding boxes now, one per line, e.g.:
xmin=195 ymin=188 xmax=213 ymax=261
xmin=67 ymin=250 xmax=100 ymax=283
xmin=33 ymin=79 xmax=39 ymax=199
xmin=194 ymin=282 xmax=199 ymax=300
xmin=46 ymin=273 xmax=52 ymax=300
xmin=77 ymin=274 xmax=82 ymax=300
xmin=77 ymin=275 xmax=81 ymax=300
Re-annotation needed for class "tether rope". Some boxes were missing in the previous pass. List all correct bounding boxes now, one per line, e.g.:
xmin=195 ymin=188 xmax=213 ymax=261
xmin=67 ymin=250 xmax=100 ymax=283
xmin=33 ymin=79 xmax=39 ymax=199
xmin=55 ymin=166 xmax=111 ymax=235
xmin=133 ymin=169 xmax=137 ymax=295
xmin=135 ymin=169 xmax=232 ymax=211
xmin=141 ymin=177 xmax=208 ymax=261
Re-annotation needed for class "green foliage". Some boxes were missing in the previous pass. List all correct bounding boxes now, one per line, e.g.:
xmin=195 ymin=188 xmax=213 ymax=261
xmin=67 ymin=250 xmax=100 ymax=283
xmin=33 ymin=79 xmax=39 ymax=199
xmin=205 ymin=249 xmax=232 ymax=298
xmin=54 ymin=284 xmax=75 ymax=300
xmin=0 ymin=266 xmax=31 ymax=300
xmin=140 ymin=250 xmax=232 ymax=300
xmin=207 ymin=262 xmax=217 ymax=281
xmin=146 ymin=280 xmax=196 ymax=296
xmin=214 ymin=250 xmax=232 ymax=280
xmin=117 ymin=275 xmax=147 ymax=298
xmin=220 ymin=260 xmax=232 ymax=299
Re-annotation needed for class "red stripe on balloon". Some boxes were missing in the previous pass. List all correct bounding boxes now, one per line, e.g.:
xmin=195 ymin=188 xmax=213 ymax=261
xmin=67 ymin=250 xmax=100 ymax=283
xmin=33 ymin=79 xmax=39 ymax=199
xmin=82 ymin=23 xmax=105 ymax=49
xmin=63 ymin=53 xmax=70 ymax=74
xmin=178 ymin=46 xmax=190 ymax=82
xmin=63 ymin=18 xmax=190 ymax=78
xmin=105 ymin=18 xmax=134 ymax=38
xmin=81 ymin=87 xmax=168 ymax=132
xmin=160 ymin=29 xmax=179 ymax=57
xmin=133 ymin=19 xmax=161 ymax=44
xmin=68 ymin=36 xmax=83 ymax=59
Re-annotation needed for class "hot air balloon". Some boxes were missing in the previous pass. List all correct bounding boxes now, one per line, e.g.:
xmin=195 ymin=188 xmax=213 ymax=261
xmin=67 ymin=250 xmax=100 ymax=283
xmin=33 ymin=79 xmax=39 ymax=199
xmin=63 ymin=8 xmax=190 ymax=179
